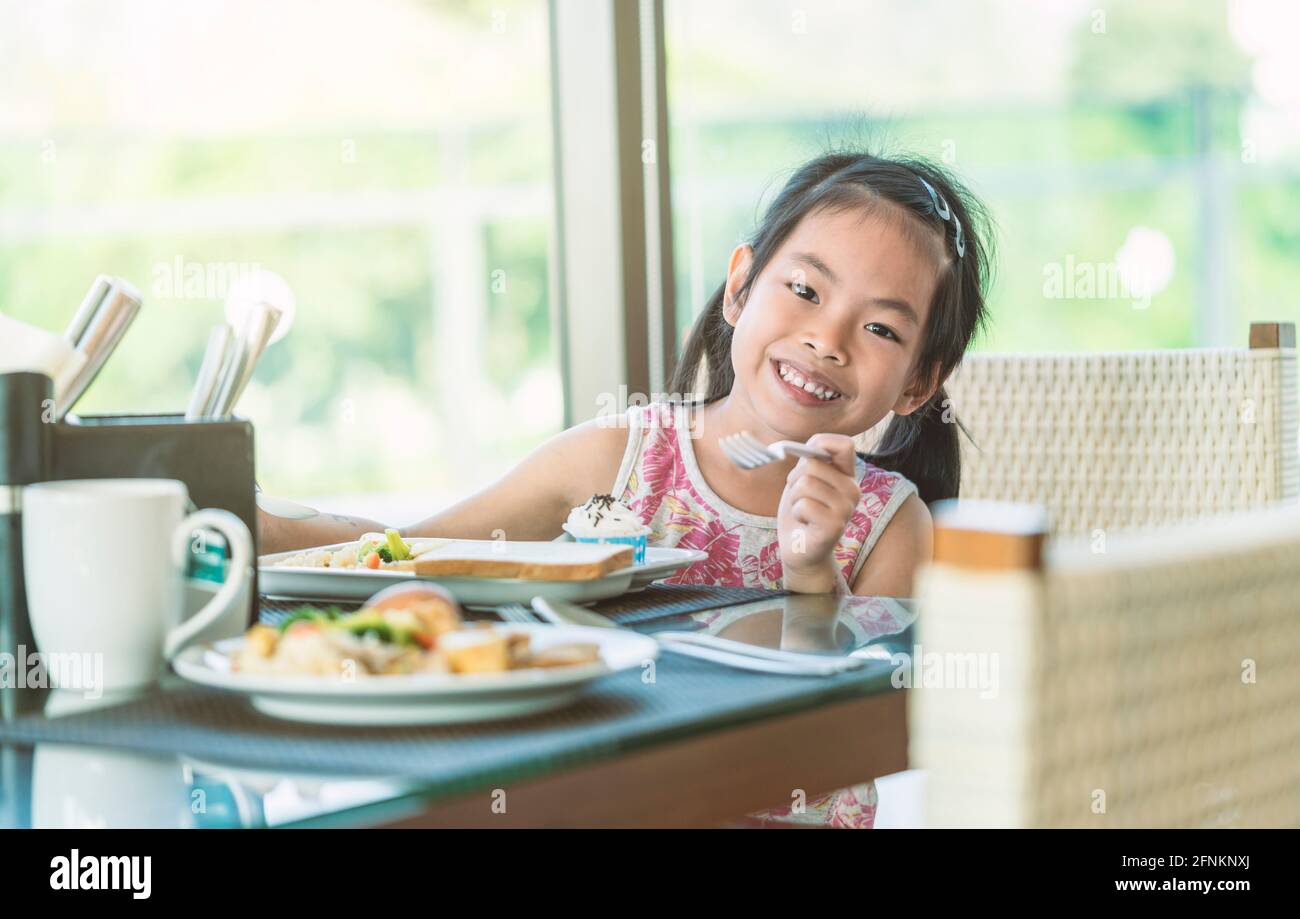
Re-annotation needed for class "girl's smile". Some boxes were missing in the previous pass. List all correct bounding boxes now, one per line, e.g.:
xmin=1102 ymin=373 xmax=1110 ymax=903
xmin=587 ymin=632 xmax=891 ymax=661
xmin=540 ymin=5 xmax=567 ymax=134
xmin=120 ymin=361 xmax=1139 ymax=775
xmin=769 ymin=357 xmax=847 ymax=405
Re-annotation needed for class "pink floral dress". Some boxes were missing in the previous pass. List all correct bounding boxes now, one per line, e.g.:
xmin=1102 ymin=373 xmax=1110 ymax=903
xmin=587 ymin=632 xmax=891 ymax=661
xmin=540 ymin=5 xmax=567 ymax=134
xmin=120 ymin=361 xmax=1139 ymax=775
xmin=610 ymin=402 xmax=918 ymax=828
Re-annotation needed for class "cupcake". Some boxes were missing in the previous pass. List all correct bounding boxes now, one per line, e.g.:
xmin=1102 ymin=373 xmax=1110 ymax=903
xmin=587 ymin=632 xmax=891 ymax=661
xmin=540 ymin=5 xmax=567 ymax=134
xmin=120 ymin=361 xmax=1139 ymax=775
xmin=562 ymin=494 xmax=650 ymax=564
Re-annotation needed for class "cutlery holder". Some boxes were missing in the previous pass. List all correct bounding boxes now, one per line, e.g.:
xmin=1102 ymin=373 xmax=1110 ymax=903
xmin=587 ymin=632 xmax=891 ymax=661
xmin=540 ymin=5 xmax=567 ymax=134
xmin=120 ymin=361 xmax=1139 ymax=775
xmin=0 ymin=371 xmax=259 ymax=677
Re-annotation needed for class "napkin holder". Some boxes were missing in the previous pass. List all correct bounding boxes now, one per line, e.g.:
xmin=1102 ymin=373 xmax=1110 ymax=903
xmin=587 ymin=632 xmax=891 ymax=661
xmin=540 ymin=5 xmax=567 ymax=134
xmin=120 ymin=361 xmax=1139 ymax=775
xmin=0 ymin=371 xmax=259 ymax=688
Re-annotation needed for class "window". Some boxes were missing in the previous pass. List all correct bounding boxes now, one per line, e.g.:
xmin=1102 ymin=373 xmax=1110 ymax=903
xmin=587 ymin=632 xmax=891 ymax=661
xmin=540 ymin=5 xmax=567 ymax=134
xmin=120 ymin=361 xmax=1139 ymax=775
xmin=665 ymin=0 xmax=1300 ymax=353
xmin=0 ymin=0 xmax=561 ymax=518
xmin=6 ymin=0 xmax=1297 ymax=520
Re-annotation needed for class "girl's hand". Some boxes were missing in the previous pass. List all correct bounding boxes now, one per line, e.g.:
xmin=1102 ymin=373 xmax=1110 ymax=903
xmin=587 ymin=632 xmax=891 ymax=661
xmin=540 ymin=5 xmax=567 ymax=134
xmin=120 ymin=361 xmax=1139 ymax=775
xmin=777 ymin=433 xmax=861 ymax=593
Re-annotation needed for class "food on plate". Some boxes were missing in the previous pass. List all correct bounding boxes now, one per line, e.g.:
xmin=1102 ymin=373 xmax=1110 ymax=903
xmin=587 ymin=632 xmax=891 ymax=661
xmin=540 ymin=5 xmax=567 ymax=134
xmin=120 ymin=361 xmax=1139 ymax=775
xmin=439 ymin=629 xmax=522 ymax=673
xmin=531 ymin=642 xmax=610 ymax=668
xmin=365 ymin=581 xmax=463 ymax=634
xmin=233 ymin=583 xmax=601 ymax=677
xmin=272 ymin=529 xmax=447 ymax=570
xmin=562 ymin=494 xmax=650 ymax=564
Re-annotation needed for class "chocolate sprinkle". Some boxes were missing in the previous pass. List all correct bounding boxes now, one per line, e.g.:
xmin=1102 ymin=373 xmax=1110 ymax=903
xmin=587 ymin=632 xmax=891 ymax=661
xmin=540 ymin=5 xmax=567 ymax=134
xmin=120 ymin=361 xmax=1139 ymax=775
xmin=583 ymin=493 xmax=620 ymax=526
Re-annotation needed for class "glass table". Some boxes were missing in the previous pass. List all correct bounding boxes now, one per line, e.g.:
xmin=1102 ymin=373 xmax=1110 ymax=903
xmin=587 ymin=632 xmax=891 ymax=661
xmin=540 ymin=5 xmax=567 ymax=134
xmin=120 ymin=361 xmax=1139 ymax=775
xmin=0 ymin=593 xmax=915 ymax=828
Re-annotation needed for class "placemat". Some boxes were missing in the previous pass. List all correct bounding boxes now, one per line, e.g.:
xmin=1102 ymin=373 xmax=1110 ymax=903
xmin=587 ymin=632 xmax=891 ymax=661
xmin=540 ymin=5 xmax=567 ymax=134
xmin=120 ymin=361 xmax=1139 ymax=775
xmin=259 ymin=584 xmax=789 ymax=629
xmin=0 ymin=653 xmax=898 ymax=799
xmin=590 ymin=584 xmax=788 ymax=626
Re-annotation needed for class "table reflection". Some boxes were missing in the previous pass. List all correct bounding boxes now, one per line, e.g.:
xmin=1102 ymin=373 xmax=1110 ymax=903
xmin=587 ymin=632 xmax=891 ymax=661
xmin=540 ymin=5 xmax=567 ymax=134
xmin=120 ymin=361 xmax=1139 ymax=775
xmin=4 ymin=740 xmax=418 ymax=829
xmin=668 ymin=592 xmax=916 ymax=657
xmin=0 ymin=680 xmax=418 ymax=829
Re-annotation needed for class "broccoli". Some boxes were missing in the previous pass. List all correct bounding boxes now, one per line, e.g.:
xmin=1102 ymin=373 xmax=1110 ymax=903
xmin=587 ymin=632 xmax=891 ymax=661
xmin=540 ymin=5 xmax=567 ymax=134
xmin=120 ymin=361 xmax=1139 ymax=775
xmin=277 ymin=605 xmax=345 ymax=632
xmin=350 ymin=623 xmax=397 ymax=644
xmin=385 ymin=528 xmax=412 ymax=561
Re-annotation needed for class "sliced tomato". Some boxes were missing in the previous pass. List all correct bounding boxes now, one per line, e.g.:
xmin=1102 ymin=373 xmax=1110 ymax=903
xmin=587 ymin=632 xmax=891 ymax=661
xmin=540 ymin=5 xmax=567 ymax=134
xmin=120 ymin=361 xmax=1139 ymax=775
xmin=412 ymin=631 xmax=435 ymax=650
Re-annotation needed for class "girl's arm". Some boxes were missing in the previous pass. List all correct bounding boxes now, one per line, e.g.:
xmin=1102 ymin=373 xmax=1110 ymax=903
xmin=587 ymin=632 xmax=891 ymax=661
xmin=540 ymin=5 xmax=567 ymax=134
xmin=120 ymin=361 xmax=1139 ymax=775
xmin=258 ymin=419 xmax=630 ymax=553
xmin=399 ymin=419 xmax=629 ymax=541
xmin=258 ymin=507 xmax=391 ymax=554
xmin=850 ymin=493 xmax=933 ymax=597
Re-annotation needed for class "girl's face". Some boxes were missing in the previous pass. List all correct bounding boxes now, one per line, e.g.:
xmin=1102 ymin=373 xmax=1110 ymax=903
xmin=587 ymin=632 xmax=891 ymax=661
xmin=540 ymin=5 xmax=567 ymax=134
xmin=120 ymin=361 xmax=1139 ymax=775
xmin=722 ymin=206 xmax=944 ymax=441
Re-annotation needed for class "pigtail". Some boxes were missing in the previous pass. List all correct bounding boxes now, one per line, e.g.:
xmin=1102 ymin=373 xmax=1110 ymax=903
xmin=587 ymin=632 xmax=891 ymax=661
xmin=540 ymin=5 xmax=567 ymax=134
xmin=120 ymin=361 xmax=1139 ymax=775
xmin=668 ymin=281 xmax=734 ymax=403
xmin=864 ymin=385 xmax=965 ymax=504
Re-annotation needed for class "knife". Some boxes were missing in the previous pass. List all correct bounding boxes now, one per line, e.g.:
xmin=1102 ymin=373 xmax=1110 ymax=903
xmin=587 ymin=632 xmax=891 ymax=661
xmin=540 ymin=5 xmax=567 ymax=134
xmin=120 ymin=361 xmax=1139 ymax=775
xmin=211 ymin=302 xmax=281 ymax=419
xmin=63 ymin=274 xmax=112 ymax=347
xmin=185 ymin=323 xmax=234 ymax=421
xmin=57 ymin=277 xmax=143 ymax=419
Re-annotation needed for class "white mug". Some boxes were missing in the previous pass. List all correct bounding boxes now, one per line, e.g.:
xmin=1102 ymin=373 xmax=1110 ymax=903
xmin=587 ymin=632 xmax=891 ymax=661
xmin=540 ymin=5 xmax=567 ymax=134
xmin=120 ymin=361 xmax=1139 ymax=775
xmin=22 ymin=478 xmax=252 ymax=691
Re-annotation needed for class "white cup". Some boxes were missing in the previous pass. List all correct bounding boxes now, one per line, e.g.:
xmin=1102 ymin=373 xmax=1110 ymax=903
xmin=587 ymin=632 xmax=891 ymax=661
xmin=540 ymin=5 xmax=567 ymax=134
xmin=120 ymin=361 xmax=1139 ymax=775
xmin=22 ymin=478 xmax=252 ymax=691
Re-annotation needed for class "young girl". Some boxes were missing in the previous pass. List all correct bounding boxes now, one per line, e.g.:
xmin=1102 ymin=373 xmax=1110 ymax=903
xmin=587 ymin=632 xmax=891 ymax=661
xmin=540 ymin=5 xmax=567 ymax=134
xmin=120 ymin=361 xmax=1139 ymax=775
xmin=260 ymin=149 xmax=991 ymax=826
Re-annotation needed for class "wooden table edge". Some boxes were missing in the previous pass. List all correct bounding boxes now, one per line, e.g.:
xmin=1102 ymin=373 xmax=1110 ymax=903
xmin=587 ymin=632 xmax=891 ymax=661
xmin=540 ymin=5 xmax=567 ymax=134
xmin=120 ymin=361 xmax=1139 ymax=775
xmin=367 ymin=689 xmax=909 ymax=828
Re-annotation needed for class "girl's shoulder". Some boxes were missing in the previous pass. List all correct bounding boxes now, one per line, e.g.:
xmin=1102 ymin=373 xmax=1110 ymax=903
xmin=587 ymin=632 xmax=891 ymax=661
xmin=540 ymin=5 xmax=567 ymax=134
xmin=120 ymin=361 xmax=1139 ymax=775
xmin=853 ymin=454 xmax=919 ymax=501
xmin=558 ymin=401 xmax=682 ymax=465
xmin=530 ymin=414 xmax=637 ymax=509
xmin=544 ymin=401 xmax=690 ymax=499
xmin=619 ymin=400 xmax=685 ymax=429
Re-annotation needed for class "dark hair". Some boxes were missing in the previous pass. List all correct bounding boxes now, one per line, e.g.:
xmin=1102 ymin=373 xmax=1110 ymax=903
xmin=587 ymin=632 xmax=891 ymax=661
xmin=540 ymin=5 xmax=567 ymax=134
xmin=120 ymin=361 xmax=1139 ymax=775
xmin=667 ymin=149 xmax=992 ymax=503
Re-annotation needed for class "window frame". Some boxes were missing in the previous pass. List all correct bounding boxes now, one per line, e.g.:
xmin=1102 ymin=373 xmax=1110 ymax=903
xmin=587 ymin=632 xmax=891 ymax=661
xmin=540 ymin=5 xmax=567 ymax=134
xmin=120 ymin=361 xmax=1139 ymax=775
xmin=547 ymin=0 xmax=678 ymax=427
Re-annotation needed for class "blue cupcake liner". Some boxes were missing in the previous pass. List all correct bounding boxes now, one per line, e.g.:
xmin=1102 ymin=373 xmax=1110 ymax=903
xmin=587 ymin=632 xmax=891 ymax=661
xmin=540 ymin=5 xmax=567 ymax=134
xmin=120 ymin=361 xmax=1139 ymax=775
xmin=571 ymin=532 xmax=648 ymax=565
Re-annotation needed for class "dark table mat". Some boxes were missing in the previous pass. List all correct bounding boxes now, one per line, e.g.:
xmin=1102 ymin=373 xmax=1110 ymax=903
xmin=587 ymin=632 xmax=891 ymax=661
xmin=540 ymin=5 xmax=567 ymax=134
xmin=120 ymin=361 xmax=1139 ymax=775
xmin=0 ymin=654 xmax=898 ymax=801
xmin=588 ymin=584 xmax=789 ymax=626
xmin=260 ymin=583 xmax=789 ymax=629
xmin=0 ymin=584 xmax=905 ymax=806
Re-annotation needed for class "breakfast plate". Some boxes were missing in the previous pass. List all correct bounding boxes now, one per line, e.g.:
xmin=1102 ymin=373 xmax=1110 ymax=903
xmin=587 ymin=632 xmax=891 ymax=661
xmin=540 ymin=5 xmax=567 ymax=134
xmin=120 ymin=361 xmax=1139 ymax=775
xmin=620 ymin=546 xmax=708 ymax=590
xmin=173 ymin=624 xmax=659 ymax=725
xmin=259 ymin=543 xmax=706 ymax=606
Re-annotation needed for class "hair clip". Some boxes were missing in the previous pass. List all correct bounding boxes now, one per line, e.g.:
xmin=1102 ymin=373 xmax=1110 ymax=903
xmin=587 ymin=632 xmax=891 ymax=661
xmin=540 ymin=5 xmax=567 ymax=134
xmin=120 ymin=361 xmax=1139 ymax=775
xmin=918 ymin=177 xmax=950 ymax=220
xmin=917 ymin=176 xmax=964 ymax=259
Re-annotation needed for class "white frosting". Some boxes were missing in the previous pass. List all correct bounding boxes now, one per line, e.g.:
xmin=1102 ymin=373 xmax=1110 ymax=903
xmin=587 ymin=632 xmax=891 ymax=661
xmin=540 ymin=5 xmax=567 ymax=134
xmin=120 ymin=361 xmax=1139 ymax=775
xmin=563 ymin=494 xmax=648 ymax=538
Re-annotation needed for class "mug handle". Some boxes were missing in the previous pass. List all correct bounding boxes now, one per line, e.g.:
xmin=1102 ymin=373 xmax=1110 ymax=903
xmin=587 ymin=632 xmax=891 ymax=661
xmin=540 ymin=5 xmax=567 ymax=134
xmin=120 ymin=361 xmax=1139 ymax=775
xmin=163 ymin=508 xmax=253 ymax=661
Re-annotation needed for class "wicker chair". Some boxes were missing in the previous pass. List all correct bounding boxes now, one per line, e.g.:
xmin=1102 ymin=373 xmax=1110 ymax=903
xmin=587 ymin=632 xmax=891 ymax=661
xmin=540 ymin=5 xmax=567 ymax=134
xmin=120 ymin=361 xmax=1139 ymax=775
xmin=909 ymin=500 xmax=1300 ymax=828
xmin=859 ymin=322 xmax=1299 ymax=535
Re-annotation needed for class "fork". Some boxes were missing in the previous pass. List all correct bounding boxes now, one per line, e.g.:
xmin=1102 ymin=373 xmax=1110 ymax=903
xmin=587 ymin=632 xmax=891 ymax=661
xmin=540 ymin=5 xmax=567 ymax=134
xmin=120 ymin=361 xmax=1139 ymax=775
xmin=496 ymin=603 xmax=537 ymax=624
xmin=720 ymin=430 xmax=832 ymax=470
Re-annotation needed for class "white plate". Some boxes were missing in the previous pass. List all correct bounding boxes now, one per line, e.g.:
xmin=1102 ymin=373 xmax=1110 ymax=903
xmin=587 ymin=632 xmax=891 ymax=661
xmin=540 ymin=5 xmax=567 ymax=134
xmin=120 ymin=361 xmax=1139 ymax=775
xmin=624 ymin=547 xmax=708 ymax=591
xmin=259 ymin=544 xmax=706 ymax=606
xmin=173 ymin=625 xmax=659 ymax=725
